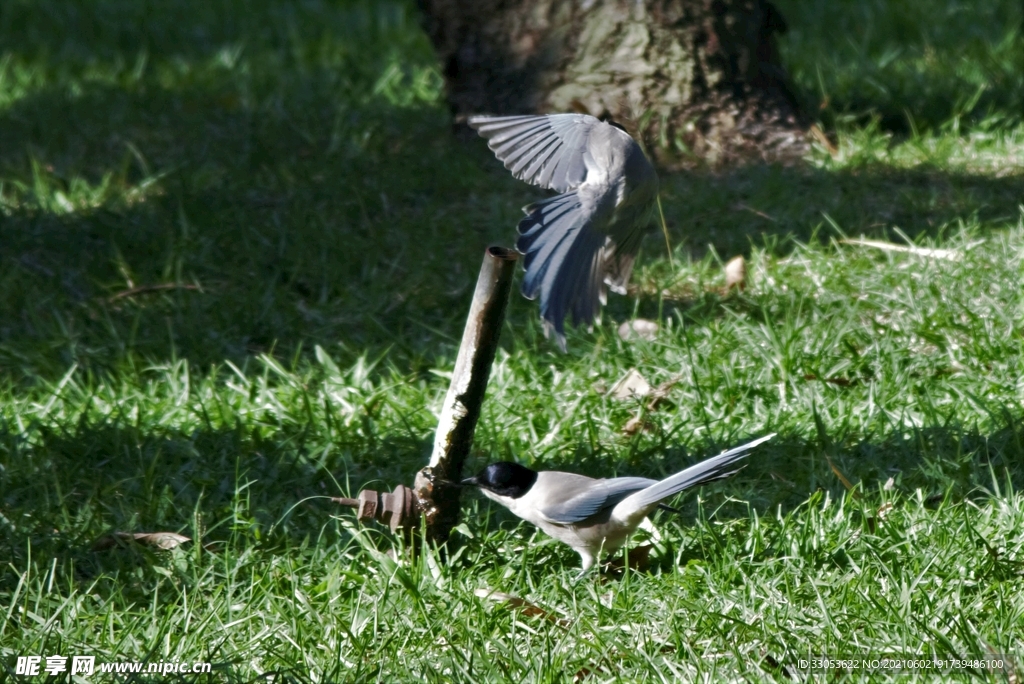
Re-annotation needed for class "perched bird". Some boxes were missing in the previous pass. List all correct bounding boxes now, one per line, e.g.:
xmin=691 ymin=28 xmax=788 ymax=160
xmin=461 ymin=434 xmax=774 ymax=576
xmin=468 ymin=114 xmax=659 ymax=349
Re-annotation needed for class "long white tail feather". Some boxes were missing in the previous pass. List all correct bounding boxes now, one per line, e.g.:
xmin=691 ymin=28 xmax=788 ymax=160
xmin=612 ymin=433 xmax=776 ymax=525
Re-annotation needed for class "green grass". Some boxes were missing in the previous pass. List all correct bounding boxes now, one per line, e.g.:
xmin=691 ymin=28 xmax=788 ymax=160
xmin=774 ymin=0 xmax=1023 ymax=133
xmin=2 ymin=0 xmax=1023 ymax=681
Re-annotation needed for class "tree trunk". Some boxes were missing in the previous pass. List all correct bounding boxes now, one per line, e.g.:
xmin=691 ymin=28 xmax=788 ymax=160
xmin=417 ymin=0 xmax=808 ymax=167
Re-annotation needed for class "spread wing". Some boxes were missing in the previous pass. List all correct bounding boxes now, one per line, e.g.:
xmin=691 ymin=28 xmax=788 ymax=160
xmin=534 ymin=475 xmax=657 ymax=524
xmin=467 ymin=114 xmax=601 ymax=193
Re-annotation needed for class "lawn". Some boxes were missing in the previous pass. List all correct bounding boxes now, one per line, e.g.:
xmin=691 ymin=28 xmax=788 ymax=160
xmin=1 ymin=0 xmax=1023 ymax=681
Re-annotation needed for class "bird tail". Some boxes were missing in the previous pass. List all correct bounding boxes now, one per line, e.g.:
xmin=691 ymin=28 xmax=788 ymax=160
xmin=516 ymin=191 xmax=607 ymax=350
xmin=612 ymin=434 xmax=776 ymax=525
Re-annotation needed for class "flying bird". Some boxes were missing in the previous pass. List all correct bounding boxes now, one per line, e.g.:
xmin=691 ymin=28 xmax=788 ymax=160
xmin=461 ymin=434 xmax=774 ymax=576
xmin=468 ymin=114 xmax=659 ymax=349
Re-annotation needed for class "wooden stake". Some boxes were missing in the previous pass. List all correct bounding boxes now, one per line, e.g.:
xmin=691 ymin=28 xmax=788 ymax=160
xmin=413 ymin=246 xmax=518 ymax=547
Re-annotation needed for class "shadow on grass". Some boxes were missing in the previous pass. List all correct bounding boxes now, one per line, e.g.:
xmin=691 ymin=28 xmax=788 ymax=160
xmin=2 ymin=82 xmax=1022 ymax=378
xmin=1 ymin=415 xmax=1021 ymax=598
xmin=1 ymin=0 xmax=1023 ymax=379
xmin=0 ymin=418 xmax=429 ymax=590
xmin=659 ymin=163 xmax=1024 ymax=259
xmin=0 ymin=76 xmax=503 ymax=377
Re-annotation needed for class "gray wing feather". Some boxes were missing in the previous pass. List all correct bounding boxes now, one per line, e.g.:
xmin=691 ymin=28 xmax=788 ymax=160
xmin=467 ymin=114 xmax=597 ymax=193
xmin=572 ymin=245 xmax=605 ymax=326
xmin=518 ymin=194 xmax=583 ymax=300
xmin=515 ymin=191 xmax=608 ymax=348
xmin=538 ymin=476 xmax=658 ymax=524
xmin=537 ymin=222 xmax=605 ymax=341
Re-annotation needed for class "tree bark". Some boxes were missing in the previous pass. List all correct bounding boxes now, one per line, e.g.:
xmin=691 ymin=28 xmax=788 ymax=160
xmin=417 ymin=0 xmax=808 ymax=167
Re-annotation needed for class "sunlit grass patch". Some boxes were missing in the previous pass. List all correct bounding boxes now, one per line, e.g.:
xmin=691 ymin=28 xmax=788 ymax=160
xmin=816 ymin=120 xmax=1024 ymax=175
xmin=0 ymin=154 xmax=166 ymax=215
xmin=775 ymin=0 xmax=1023 ymax=132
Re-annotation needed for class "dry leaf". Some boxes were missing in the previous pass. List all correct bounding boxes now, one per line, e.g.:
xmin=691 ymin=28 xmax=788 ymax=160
xmin=617 ymin=319 xmax=658 ymax=342
xmin=92 ymin=531 xmax=191 ymax=551
xmin=724 ymin=255 xmax=747 ymax=290
xmin=825 ymin=455 xmax=861 ymax=499
xmin=609 ymin=369 xmax=651 ymax=400
xmin=809 ymin=123 xmax=839 ymax=157
xmin=622 ymin=414 xmax=655 ymax=435
xmin=731 ymin=202 xmax=777 ymax=222
xmin=474 ymin=589 xmax=570 ymax=627
xmin=644 ymin=374 xmax=682 ymax=411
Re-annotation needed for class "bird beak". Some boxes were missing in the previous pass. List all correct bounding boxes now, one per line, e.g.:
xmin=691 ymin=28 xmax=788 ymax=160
xmin=428 ymin=476 xmax=474 ymax=487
